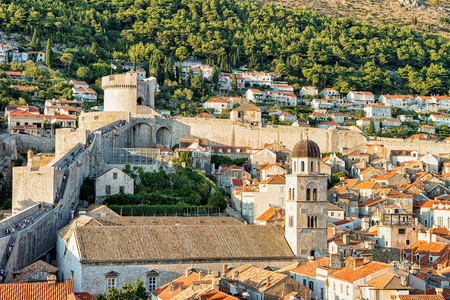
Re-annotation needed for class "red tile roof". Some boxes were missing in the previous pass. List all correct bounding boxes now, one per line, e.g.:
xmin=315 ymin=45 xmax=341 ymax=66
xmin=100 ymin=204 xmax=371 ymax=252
xmin=290 ymin=257 xmax=330 ymax=278
xmin=329 ymin=260 xmax=389 ymax=283
xmin=0 ymin=279 xmax=90 ymax=300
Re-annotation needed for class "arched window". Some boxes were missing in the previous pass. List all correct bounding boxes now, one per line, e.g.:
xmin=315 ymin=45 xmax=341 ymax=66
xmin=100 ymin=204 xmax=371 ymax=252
xmin=301 ymin=161 xmax=305 ymax=172
xmin=317 ymin=161 xmax=320 ymax=173
xmin=306 ymin=188 xmax=311 ymax=201
xmin=293 ymin=161 xmax=297 ymax=173
xmin=313 ymin=188 xmax=317 ymax=201
xmin=292 ymin=188 xmax=295 ymax=200
xmin=310 ymin=161 xmax=314 ymax=172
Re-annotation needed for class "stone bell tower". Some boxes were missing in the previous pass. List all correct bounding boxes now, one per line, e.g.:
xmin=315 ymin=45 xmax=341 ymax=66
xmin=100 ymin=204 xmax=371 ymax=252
xmin=285 ymin=139 xmax=328 ymax=261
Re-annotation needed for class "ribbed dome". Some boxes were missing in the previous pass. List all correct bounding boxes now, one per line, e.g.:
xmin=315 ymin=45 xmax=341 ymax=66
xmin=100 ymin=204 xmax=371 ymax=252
xmin=292 ymin=139 xmax=320 ymax=158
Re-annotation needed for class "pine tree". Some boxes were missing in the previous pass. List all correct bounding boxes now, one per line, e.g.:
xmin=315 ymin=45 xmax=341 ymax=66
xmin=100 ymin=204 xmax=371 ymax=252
xmin=30 ymin=29 xmax=38 ymax=49
xmin=177 ymin=62 xmax=183 ymax=85
xmin=45 ymin=39 xmax=51 ymax=68
xmin=211 ymin=66 xmax=219 ymax=85
xmin=231 ymin=73 xmax=238 ymax=91
xmin=187 ymin=69 xmax=194 ymax=88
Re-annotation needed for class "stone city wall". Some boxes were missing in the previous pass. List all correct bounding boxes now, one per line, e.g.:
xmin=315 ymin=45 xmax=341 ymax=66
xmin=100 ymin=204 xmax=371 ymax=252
xmin=15 ymin=134 xmax=55 ymax=153
xmin=5 ymin=135 xmax=100 ymax=280
xmin=55 ymin=128 xmax=88 ymax=157
xmin=344 ymin=137 xmax=450 ymax=158
xmin=172 ymin=118 xmax=367 ymax=152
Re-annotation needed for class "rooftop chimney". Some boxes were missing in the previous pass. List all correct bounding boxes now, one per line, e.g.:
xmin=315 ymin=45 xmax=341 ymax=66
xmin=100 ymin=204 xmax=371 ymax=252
xmin=223 ymin=264 xmax=229 ymax=276
xmin=232 ymin=270 xmax=239 ymax=280
xmin=361 ymin=253 xmax=373 ymax=261
xmin=353 ymin=257 xmax=364 ymax=270
xmin=400 ymin=276 xmax=407 ymax=287
xmin=199 ymin=271 xmax=205 ymax=280
xmin=47 ymin=275 xmax=57 ymax=286
xmin=185 ymin=269 xmax=191 ymax=277
xmin=330 ymin=253 xmax=341 ymax=268
xmin=343 ymin=234 xmax=350 ymax=245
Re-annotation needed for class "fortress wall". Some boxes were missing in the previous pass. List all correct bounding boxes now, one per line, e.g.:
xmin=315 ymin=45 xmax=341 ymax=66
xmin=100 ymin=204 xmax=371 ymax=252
xmin=55 ymin=129 xmax=87 ymax=157
xmin=15 ymin=135 xmax=55 ymax=153
xmin=5 ymin=135 xmax=100 ymax=280
xmin=344 ymin=138 xmax=450 ymax=158
xmin=79 ymin=111 xmax=131 ymax=132
xmin=0 ymin=203 xmax=44 ymax=229
xmin=173 ymin=118 xmax=367 ymax=152
xmin=12 ymin=166 xmax=61 ymax=214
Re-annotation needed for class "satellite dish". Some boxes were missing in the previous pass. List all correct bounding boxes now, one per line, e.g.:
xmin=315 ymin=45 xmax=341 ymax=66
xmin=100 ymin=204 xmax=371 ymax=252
xmin=335 ymin=260 xmax=341 ymax=267
xmin=403 ymin=262 xmax=408 ymax=269
xmin=230 ymin=287 xmax=237 ymax=295
xmin=315 ymin=251 xmax=320 ymax=258
xmin=333 ymin=192 xmax=337 ymax=197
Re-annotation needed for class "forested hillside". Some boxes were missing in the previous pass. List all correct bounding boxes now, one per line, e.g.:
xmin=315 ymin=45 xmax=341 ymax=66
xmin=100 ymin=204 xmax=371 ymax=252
xmin=0 ymin=0 xmax=450 ymax=94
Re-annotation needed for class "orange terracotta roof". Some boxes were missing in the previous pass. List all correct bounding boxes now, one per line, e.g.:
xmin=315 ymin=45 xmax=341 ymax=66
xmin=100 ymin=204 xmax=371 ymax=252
xmin=381 ymin=95 xmax=414 ymax=99
xmin=153 ymin=271 xmax=203 ymax=300
xmin=0 ymin=279 xmax=86 ymax=300
xmin=255 ymin=207 xmax=285 ymax=222
xmin=398 ymin=295 xmax=445 ymax=300
xmin=407 ymin=240 xmax=448 ymax=254
xmin=321 ymin=121 xmax=340 ymax=125
xmin=290 ymin=257 xmax=330 ymax=278
xmin=352 ymin=181 xmax=379 ymax=189
xmin=265 ymin=174 xmax=286 ymax=185
xmin=329 ymin=260 xmax=389 ymax=283
xmin=371 ymin=172 xmax=398 ymax=181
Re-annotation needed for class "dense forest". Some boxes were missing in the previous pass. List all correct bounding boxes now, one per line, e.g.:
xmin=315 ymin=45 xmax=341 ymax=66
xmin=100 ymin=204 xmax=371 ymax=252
xmin=0 ymin=0 xmax=450 ymax=95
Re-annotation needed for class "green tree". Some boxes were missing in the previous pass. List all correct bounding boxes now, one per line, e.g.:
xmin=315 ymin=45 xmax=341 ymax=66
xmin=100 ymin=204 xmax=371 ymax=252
xmin=30 ymin=29 xmax=38 ymax=49
xmin=367 ymin=121 xmax=376 ymax=136
xmin=45 ymin=39 xmax=51 ymax=68
xmin=231 ymin=73 xmax=238 ymax=92
xmin=77 ymin=66 xmax=93 ymax=82
xmin=173 ymin=151 xmax=193 ymax=168
xmin=355 ymin=110 xmax=365 ymax=119
xmin=211 ymin=66 xmax=219 ymax=85
xmin=175 ymin=46 xmax=189 ymax=61
xmin=97 ymin=279 xmax=150 ymax=300
xmin=208 ymin=192 xmax=227 ymax=210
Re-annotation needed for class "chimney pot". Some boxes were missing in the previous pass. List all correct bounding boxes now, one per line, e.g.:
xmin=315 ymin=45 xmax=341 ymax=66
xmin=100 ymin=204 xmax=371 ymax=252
xmin=353 ymin=257 xmax=364 ymax=270
xmin=47 ymin=275 xmax=57 ymax=286
xmin=343 ymin=234 xmax=350 ymax=245
xmin=222 ymin=264 xmax=229 ymax=276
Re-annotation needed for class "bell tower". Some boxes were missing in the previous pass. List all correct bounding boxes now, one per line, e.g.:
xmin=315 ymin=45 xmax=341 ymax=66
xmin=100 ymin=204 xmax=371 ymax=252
xmin=285 ymin=139 xmax=328 ymax=261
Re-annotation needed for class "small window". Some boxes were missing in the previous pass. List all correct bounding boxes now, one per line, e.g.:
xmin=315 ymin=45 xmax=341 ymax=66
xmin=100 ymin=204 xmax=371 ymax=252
xmin=148 ymin=276 xmax=157 ymax=291
xmin=113 ymin=172 xmax=118 ymax=179
xmin=398 ymin=228 xmax=405 ymax=234
xmin=385 ymin=241 xmax=388 ymax=246
xmin=105 ymin=185 xmax=111 ymax=195
xmin=430 ymin=256 xmax=433 ymax=262
xmin=289 ymin=216 xmax=294 ymax=227
xmin=119 ymin=186 xmax=125 ymax=193
xmin=94 ymin=116 xmax=99 ymax=120
xmin=309 ymin=281 xmax=314 ymax=291
xmin=416 ymin=254 xmax=420 ymax=260
xmin=406 ymin=239 xmax=410 ymax=245
xmin=107 ymin=278 xmax=116 ymax=291
xmin=331 ymin=212 xmax=334 ymax=216
xmin=303 ymin=279 xmax=306 ymax=286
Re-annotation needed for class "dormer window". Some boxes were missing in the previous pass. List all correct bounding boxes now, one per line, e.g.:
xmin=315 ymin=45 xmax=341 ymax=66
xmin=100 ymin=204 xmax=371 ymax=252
xmin=105 ymin=271 xmax=119 ymax=292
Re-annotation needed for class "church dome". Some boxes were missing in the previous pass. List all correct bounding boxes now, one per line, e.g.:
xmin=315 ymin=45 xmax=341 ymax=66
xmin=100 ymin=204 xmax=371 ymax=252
xmin=292 ymin=139 xmax=320 ymax=158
